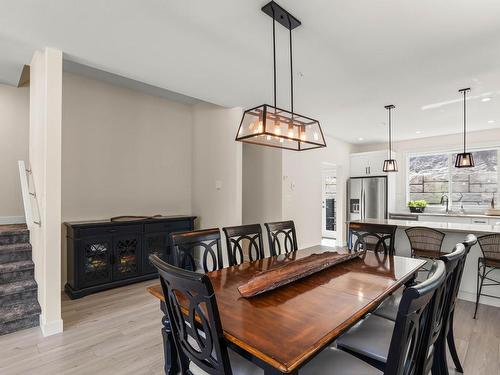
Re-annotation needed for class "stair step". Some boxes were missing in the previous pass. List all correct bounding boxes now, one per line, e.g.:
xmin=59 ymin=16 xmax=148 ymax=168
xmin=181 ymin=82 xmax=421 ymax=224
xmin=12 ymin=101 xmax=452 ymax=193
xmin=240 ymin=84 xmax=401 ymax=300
xmin=0 ymin=300 xmax=40 ymax=336
xmin=0 ymin=224 xmax=29 ymax=246
xmin=0 ymin=260 xmax=34 ymax=284
xmin=0 ymin=243 xmax=32 ymax=263
xmin=0 ymin=279 xmax=38 ymax=306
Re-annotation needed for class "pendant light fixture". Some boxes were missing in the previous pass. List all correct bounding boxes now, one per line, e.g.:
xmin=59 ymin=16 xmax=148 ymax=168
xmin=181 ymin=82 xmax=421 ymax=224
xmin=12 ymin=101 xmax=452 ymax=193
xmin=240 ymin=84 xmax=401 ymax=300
xmin=235 ymin=1 xmax=326 ymax=151
xmin=455 ymin=88 xmax=474 ymax=168
xmin=382 ymin=104 xmax=398 ymax=172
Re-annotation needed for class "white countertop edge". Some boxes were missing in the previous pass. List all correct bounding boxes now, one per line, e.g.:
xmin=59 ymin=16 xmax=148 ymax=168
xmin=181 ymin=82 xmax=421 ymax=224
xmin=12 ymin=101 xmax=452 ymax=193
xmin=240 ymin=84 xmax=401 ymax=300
xmin=390 ymin=211 xmax=500 ymax=220
xmin=351 ymin=218 xmax=500 ymax=234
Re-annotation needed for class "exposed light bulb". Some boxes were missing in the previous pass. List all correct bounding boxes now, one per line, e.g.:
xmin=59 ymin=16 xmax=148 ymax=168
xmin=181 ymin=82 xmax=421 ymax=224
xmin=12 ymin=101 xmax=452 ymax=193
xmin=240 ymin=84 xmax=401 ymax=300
xmin=275 ymin=127 xmax=281 ymax=136
xmin=266 ymin=135 xmax=272 ymax=141
xmin=288 ymin=130 xmax=294 ymax=138
xmin=279 ymin=138 xmax=284 ymax=143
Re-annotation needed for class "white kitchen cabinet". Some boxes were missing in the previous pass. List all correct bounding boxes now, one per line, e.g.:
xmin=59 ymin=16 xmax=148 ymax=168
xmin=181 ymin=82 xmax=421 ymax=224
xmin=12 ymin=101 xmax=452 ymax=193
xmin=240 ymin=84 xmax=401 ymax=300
xmin=350 ymin=151 xmax=395 ymax=177
xmin=350 ymin=153 xmax=371 ymax=177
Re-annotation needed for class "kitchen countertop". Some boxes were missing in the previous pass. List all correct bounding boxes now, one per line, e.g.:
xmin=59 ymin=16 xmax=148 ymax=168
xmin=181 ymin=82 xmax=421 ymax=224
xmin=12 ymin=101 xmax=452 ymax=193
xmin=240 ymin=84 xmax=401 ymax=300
xmin=352 ymin=218 xmax=500 ymax=234
xmin=390 ymin=211 xmax=500 ymax=220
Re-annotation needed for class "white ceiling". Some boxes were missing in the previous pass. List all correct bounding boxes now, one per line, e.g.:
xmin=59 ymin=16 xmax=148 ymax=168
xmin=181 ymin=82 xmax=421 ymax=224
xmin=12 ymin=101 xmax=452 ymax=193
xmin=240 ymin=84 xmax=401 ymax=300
xmin=1 ymin=0 xmax=500 ymax=144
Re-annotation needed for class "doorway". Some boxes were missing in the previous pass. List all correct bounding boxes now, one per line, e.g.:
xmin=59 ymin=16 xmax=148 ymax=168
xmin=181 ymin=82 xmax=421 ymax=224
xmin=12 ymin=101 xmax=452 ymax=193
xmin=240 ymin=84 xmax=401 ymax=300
xmin=322 ymin=166 xmax=337 ymax=240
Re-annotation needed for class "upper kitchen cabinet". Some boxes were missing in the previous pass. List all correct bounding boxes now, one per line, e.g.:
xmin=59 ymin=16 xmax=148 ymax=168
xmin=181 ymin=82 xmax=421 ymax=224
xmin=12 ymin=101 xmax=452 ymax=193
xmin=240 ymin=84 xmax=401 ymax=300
xmin=350 ymin=151 xmax=397 ymax=177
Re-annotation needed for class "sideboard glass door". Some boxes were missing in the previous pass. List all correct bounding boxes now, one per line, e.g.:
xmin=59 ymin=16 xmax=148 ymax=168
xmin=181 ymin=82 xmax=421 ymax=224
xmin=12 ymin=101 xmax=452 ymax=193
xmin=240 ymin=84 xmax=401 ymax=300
xmin=81 ymin=237 xmax=113 ymax=287
xmin=112 ymin=234 xmax=141 ymax=280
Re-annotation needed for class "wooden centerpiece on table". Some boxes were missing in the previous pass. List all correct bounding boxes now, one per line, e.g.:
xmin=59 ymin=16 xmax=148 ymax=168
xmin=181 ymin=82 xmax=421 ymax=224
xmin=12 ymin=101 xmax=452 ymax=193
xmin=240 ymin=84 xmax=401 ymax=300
xmin=238 ymin=250 xmax=365 ymax=298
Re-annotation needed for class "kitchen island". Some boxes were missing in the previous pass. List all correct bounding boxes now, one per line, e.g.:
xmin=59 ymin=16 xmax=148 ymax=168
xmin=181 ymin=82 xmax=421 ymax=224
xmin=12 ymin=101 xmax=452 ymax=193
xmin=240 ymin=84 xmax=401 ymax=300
xmin=351 ymin=218 xmax=500 ymax=308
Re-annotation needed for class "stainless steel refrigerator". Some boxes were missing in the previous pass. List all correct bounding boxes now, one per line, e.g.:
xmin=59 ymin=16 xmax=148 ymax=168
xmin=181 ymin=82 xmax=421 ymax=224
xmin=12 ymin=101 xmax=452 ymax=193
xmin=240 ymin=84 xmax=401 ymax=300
xmin=347 ymin=176 xmax=387 ymax=222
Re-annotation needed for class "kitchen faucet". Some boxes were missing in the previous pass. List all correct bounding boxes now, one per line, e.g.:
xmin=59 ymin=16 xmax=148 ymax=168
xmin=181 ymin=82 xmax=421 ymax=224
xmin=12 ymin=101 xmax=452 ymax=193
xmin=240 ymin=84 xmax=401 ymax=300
xmin=440 ymin=194 xmax=450 ymax=214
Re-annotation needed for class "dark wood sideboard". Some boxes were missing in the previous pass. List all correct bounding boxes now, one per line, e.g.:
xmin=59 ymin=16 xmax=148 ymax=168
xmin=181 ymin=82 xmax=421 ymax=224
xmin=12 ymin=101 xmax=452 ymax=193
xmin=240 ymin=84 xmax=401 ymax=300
xmin=64 ymin=215 xmax=196 ymax=299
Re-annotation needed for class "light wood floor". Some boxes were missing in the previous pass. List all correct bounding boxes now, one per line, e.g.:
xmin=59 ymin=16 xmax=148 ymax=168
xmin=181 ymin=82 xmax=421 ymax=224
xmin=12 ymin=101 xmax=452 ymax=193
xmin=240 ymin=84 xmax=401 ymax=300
xmin=0 ymin=280 xmax=498 ymax=374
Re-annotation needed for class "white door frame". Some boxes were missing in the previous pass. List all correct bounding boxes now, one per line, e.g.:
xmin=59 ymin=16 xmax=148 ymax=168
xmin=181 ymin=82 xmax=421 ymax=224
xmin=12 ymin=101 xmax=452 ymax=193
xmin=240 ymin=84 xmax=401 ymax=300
xmin=322 ymin=165 xmax=337 ymax=239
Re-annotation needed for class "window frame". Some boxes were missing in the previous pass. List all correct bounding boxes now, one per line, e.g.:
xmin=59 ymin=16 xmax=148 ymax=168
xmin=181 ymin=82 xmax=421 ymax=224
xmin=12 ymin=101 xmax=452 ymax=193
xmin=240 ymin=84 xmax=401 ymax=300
xmin=406 ymin=146 xmax=499 ymax=209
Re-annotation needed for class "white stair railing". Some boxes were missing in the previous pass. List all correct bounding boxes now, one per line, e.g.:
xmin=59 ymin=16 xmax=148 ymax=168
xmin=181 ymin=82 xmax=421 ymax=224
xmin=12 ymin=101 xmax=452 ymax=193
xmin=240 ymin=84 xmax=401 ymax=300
xmin=18 ymin=160 xmax=41 ymax=228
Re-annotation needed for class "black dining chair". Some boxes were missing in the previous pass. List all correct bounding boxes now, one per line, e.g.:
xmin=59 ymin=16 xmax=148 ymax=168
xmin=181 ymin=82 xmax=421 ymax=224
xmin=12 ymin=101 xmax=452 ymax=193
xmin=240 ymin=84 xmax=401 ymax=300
xmin=264 ymin=220 xmax=298 ymax=256
xmin=474 ymin=233 xmax=500 ymax=319
xmin=433 ymin=235 xmax=477 ymax=375
xmin=170 ymin=228 xmax=223 ymax=273
xmin=373 ymin=235 xmax=476 ymax=374
xmin=374 ymin=234 xmax=475 ymax=320
xmin=337 ymin=260 xmax=446 ymax=374
xmin=222 ymin=224 xmax=265 ymax=266
xmin=149 ymin=255 xmax=262 ymax=375
xmin=348 ymin=222 xmax=397 ymax=255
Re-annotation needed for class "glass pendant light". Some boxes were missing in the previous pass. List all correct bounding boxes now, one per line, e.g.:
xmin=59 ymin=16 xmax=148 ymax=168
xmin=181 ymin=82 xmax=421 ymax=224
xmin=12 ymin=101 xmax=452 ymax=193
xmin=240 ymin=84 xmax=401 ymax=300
xmin=235 ymin=1 xmax=326 ymax=151
xmin=382 ymin=104 xmax=398 ymax=172
xmin=455 ymin=88 xmax=474 ymax=168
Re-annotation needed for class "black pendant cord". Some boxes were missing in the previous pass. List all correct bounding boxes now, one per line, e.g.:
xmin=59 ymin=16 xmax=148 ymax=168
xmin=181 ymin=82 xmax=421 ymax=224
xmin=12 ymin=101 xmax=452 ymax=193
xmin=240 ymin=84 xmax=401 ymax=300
xmin=272 ymin=11 xmax=277 ymax=108
xmin=463 ymin=89 xmax=467 ymax=153
xmin=288 ymin=15 xmax=294 ymax=114
xmin=388 ymin=108 xmax=392 ymax=159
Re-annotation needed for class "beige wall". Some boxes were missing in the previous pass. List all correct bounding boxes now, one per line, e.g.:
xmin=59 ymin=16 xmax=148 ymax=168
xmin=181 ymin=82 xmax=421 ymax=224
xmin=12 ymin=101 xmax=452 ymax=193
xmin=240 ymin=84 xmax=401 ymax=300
xmin=191 ymin=103 xmax=242 ymax=267
xmin=242 ymin=144 xmax=282 ymax=255
xmin=242 ymin=144 xmax=282 ymax=225
xmin=61 ymin=72 xmax=193 ymax=221
xmin=282 ymin=136 xmax=351 ymax=247
xmin=0 ymin=84 xmax=29 ymax=222
xmin=29 ymin=48 xmax=63 ymax=336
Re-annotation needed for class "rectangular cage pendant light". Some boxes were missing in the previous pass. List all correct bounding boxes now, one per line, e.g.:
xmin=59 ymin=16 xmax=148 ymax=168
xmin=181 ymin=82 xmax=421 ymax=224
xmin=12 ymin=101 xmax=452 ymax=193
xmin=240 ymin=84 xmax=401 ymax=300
xmin=237 ymin=104 xmax=326 ymax=151
xmin=235 ymin=1 xmax=326 ymax=151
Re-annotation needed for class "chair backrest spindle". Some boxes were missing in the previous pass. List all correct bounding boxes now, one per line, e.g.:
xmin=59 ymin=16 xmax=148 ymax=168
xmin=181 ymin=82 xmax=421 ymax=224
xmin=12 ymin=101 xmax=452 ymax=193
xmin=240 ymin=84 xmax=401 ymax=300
xmin=222 ymin=224 xmax=264 ymax=266
xmin=264 ymin=221 xmax=298 ymax=256
xmin=171 ymin=228 xmax=223 ymax=273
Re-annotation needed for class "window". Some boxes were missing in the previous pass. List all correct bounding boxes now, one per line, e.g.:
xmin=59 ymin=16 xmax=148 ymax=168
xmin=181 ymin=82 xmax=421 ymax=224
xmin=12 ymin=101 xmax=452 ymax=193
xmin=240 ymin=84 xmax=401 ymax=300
xmin=451 ymin=149 xmax=497 ymax=207
xmin=408 ymin=153 xmax=449 ymax=205
xmin=408 ymin=149 xmax=498 ymax=208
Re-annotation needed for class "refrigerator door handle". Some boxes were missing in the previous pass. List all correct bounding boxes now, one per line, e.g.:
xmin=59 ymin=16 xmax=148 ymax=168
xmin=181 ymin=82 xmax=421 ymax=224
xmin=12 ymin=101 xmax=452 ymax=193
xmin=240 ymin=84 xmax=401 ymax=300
xmin=362 ymin=189 xmax=366 ymax=219
xmin=361 ymin=183 xmax=364 ymax=220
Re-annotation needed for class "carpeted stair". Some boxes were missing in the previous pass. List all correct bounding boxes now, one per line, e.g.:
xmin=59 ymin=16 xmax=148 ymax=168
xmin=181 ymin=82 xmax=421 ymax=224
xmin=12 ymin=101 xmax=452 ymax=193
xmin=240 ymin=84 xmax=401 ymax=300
xmin=0 ymin=224 xmax=41 ymax=335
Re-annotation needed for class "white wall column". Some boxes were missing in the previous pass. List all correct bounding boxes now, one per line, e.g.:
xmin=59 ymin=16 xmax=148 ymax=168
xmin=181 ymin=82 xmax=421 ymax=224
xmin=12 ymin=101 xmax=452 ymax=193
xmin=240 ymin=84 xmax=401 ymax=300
xmin=29 ymin=47 xmax=63 ymax=336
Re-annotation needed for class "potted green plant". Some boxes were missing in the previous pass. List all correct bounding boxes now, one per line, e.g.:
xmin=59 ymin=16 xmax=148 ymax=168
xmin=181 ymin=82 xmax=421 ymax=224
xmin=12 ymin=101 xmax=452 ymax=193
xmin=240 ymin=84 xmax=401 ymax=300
xmin=408 ymin=200 xmax=427 ymax=213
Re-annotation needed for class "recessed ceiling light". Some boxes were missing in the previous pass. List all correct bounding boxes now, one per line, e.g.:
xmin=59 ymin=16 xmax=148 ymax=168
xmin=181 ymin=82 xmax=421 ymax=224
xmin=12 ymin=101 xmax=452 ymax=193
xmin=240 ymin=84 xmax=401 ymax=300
xmin=488 ymin=120 xmax=496 ymax=124
xmin=358 ymin=137 xmax=364 ymax=141
xmin=481 ymin=97 xmax=492 ymax=102
xmin=415 ymin=130 xmax=422 ymax=134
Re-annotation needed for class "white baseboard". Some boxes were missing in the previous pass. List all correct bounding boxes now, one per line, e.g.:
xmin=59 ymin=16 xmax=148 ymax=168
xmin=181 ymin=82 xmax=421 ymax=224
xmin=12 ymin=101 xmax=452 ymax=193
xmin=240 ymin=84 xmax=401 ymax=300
xmin=458 ymin=290 xmax=500 ymax=308
xmin=0 ymin=216 xmax=25 ymax=225
xmin=39 ymin=315 xmax=64 ymax=337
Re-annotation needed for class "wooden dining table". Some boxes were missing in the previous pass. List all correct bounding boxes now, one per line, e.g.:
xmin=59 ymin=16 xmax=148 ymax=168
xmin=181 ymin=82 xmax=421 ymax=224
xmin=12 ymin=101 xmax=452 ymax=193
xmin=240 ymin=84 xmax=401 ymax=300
xmin=147 ymin=244 xmax=425 ymax=374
